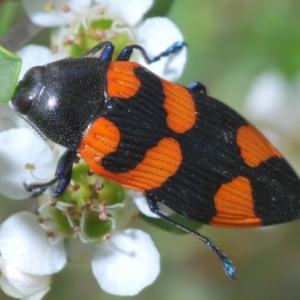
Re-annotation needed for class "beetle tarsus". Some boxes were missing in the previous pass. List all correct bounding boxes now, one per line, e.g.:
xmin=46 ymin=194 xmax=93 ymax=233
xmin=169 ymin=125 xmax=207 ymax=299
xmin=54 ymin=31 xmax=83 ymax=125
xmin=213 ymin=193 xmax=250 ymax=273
xmin=146 ymin=198 xmax=237 ymax=279
xmin=206 ymin=240 xmax=237 ymax=279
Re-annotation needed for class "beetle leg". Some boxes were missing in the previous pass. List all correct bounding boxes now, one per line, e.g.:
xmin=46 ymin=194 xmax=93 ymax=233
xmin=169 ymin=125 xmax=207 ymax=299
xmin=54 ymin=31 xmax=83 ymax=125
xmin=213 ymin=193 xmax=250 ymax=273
xmin=146 ymin=197 xmax=236 ymax=279
xmin=188 ymin=81 xmax=207 ymax=94
xmin=82 ymin=41 xmax=115 ymax=62
xmin=115 ymin=46 xmax=133 ymax=62
xmin=116 ymin=41 xmax=186 ymax=63
xmin=24 ymin=149 xmax=76 ymax=198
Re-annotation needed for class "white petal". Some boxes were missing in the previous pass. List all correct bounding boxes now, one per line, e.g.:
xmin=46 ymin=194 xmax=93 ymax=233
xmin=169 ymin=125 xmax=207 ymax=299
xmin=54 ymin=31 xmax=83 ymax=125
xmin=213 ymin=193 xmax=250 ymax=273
xmin=17 ymin=45 xmax=55 ymax=79
xmin=22 ymin=0 xmax=91 ymax=27
xmin=97 ymin=0 xmax=153 ymax=26
xmin=0 ymin=258 xmax=50 ymax=299
xmin=0 ymin=104 xmax=24 ymax=132
xmin=0 ymin=260 xmax=24 ymax=298
xmin=0 ymin=128 xmax=57 ymax=199
xmin=243 ymin=72 xmax=300 ymax=149
xmin=136 ymin=17 xmax=186 ymax=81
xmin=25 ymin=288 xmax=51 ymax=300
xmin=0 ymin=275 xmax=23 ymax=298
xmin=244 ymin=72 xmax=288 ymax=121
xmin=132 ymin=191 xmax=174 ymax=218
xmin=92 ymin=229 xmax=160 ymax=296
xmin=0 ymin=211 xmax=66 ymax=275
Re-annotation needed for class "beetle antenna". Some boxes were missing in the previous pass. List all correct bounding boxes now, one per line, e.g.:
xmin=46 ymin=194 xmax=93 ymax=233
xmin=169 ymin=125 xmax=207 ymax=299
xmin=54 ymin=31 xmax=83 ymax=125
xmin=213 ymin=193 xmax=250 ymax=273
xmin=116 ymin=41 xmax=186 ymax=63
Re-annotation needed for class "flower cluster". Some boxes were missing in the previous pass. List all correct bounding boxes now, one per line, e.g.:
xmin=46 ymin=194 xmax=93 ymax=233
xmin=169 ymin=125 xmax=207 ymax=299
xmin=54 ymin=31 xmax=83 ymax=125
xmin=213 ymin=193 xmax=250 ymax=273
xmin=0 ymin=0 xmax=186 ymax=299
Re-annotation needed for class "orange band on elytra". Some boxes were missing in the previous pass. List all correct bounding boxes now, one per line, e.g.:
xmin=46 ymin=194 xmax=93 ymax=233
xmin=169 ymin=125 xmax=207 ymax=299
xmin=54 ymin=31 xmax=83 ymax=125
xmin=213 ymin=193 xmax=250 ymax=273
xmin=79 ymin=117 xmax=182 ymax=192
xmin=107 ymin=61 xmax=196 ymax=134
xmin=237 ymin=124 xmax=282 ymax=168
xmin=161 ymin=80 xmax=196 ymax=134
xmin=106 ymin=61 xmax=141 ymax=99
xmin=210 ymin=176 xmax=262 ymax=227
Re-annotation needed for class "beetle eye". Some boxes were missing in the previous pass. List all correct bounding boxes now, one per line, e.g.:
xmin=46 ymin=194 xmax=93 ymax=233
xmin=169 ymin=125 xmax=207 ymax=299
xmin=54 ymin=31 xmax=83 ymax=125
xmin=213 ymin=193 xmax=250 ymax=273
xmin=11 ymin=65 xmax=46 ymax=116
xmin=12 ymin=94 xmax=33 ymax=115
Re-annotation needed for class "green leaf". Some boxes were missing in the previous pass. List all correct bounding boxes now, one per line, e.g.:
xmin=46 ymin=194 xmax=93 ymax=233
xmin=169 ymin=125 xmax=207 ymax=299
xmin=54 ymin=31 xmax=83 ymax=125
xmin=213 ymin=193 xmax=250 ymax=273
xmin=0 ymin=46 xmax=22 ymax=104
xmin=140 ymin=213 xmax=203 ymax=235
xmin=145 ymin=0 xmax=175 ymax=18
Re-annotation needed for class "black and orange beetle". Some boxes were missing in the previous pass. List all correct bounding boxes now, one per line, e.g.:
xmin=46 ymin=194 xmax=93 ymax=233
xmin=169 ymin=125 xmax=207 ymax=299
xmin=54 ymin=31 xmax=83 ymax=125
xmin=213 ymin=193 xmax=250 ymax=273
xmin=11 ymin=41 xmax=300 ymax=278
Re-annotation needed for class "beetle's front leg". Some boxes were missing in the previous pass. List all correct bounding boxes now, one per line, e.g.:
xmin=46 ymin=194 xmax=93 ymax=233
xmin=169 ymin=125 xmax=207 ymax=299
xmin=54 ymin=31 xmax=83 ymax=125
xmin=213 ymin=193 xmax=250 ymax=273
xmin=24 ymin=149 xmax=77 ymax=197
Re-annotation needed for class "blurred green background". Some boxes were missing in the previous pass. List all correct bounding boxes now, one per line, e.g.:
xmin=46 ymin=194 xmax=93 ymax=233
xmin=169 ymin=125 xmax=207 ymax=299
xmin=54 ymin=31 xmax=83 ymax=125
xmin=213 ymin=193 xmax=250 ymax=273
xmin=1 ymin=0 xmax=300 ymax=299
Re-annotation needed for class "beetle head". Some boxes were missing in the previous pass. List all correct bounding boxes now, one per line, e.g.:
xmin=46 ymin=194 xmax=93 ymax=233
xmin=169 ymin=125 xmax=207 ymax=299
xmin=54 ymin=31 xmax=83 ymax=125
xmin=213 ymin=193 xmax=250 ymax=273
xmin=12 ymin=57 xmax=108 ymax=150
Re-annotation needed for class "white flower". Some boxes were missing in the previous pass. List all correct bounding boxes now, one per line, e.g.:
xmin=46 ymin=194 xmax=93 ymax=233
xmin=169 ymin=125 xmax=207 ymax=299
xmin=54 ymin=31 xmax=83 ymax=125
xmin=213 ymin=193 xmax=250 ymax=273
xmin=20 ymin=0 xmax=186 ymax=81
xmin=0 ymin=1 xmax=186 ymax=298
xmin=0 ymin=212 xmax=66 ymax=274
xmin=0 ymin=208 xmax=160 ymax=296
xmin=244 ymin=71 xmax=300 ymax=154
xmin=22 ymin=0 xmax=152 ymax=27
xmin=92 ymin=229 xmax=159 ymax=295
xmin=0 ymin=105 xmax=60 ymax=200
xmin=0 ymin=81 xmax=161 ymax=299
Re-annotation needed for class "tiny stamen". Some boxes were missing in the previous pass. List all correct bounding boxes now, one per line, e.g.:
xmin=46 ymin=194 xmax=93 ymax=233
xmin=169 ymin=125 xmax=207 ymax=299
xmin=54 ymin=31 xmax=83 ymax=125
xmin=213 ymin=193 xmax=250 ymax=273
xmin=69 ymin=183 xmax=80 ymax=191
xmin=46 ymin=231 xmax=55 ymax=238
xmin=97 ymin=7 xmax=105 ymax=15
xmin=24 ymin=163 xmax=44 ymax=181
xmin=87 ymin=168 xmax=95 ymax=176
xmin=99 ymin=201 xmax=108 ymax=221
xmin=37 ymin=217 xmax=44 ymax=224
xmin=25 ymin=163 xmax=35 ymax=170
xmin=50 ymin=198 xmax=58 ymax=206
xmin=89 ymin=191 xmax=99 ymax=201
xmin=82 ymin=202 xmax=92 ymax=212
xmin=45 ymin=2 xmax=54 ymax=12
xmin=73 ymin=226 xmax=81 ymax=233
xmin=69 ymin=200 xmax=78 ymax=207
xmin=61 ymin=4 xmax=70 ymax=13
xmin=103 ymin=234 xmax=111 ymax=242
xmin=88 ymin=181 xmax=103 ymax=192
xmin=62 ymin=206 xmax=78 ymax=217
xmin=63 ymin=36 xmax=75 ymax=46
xmin=51 ymin=44 xmax=58 ymax=54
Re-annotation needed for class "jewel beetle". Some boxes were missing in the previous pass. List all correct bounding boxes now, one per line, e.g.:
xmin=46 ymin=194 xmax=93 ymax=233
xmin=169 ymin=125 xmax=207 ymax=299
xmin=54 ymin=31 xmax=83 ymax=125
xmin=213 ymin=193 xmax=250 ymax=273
xmin=11 ymin=41 xmax=300 ymax=279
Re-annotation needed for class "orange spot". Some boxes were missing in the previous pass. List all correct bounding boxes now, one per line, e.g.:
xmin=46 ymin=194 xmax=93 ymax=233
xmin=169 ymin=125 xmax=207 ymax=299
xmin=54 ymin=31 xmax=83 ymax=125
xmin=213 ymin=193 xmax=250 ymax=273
xmin=237 ymin=124 xmax=282 ymax=167
xmin=79 ymin=117 xmax=121 ymax=163
xmin=107 ymin=62 xmax=141 ymax=98
xmin=161 ymin=81 xmax=196 ymax=133
xmin=79 ymin=117 xmax=182 ymax=192
xmin=210 ymin=176 xmax=262 ymax=227
xmin=107 ymin=61 xmax=196 ymax=133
